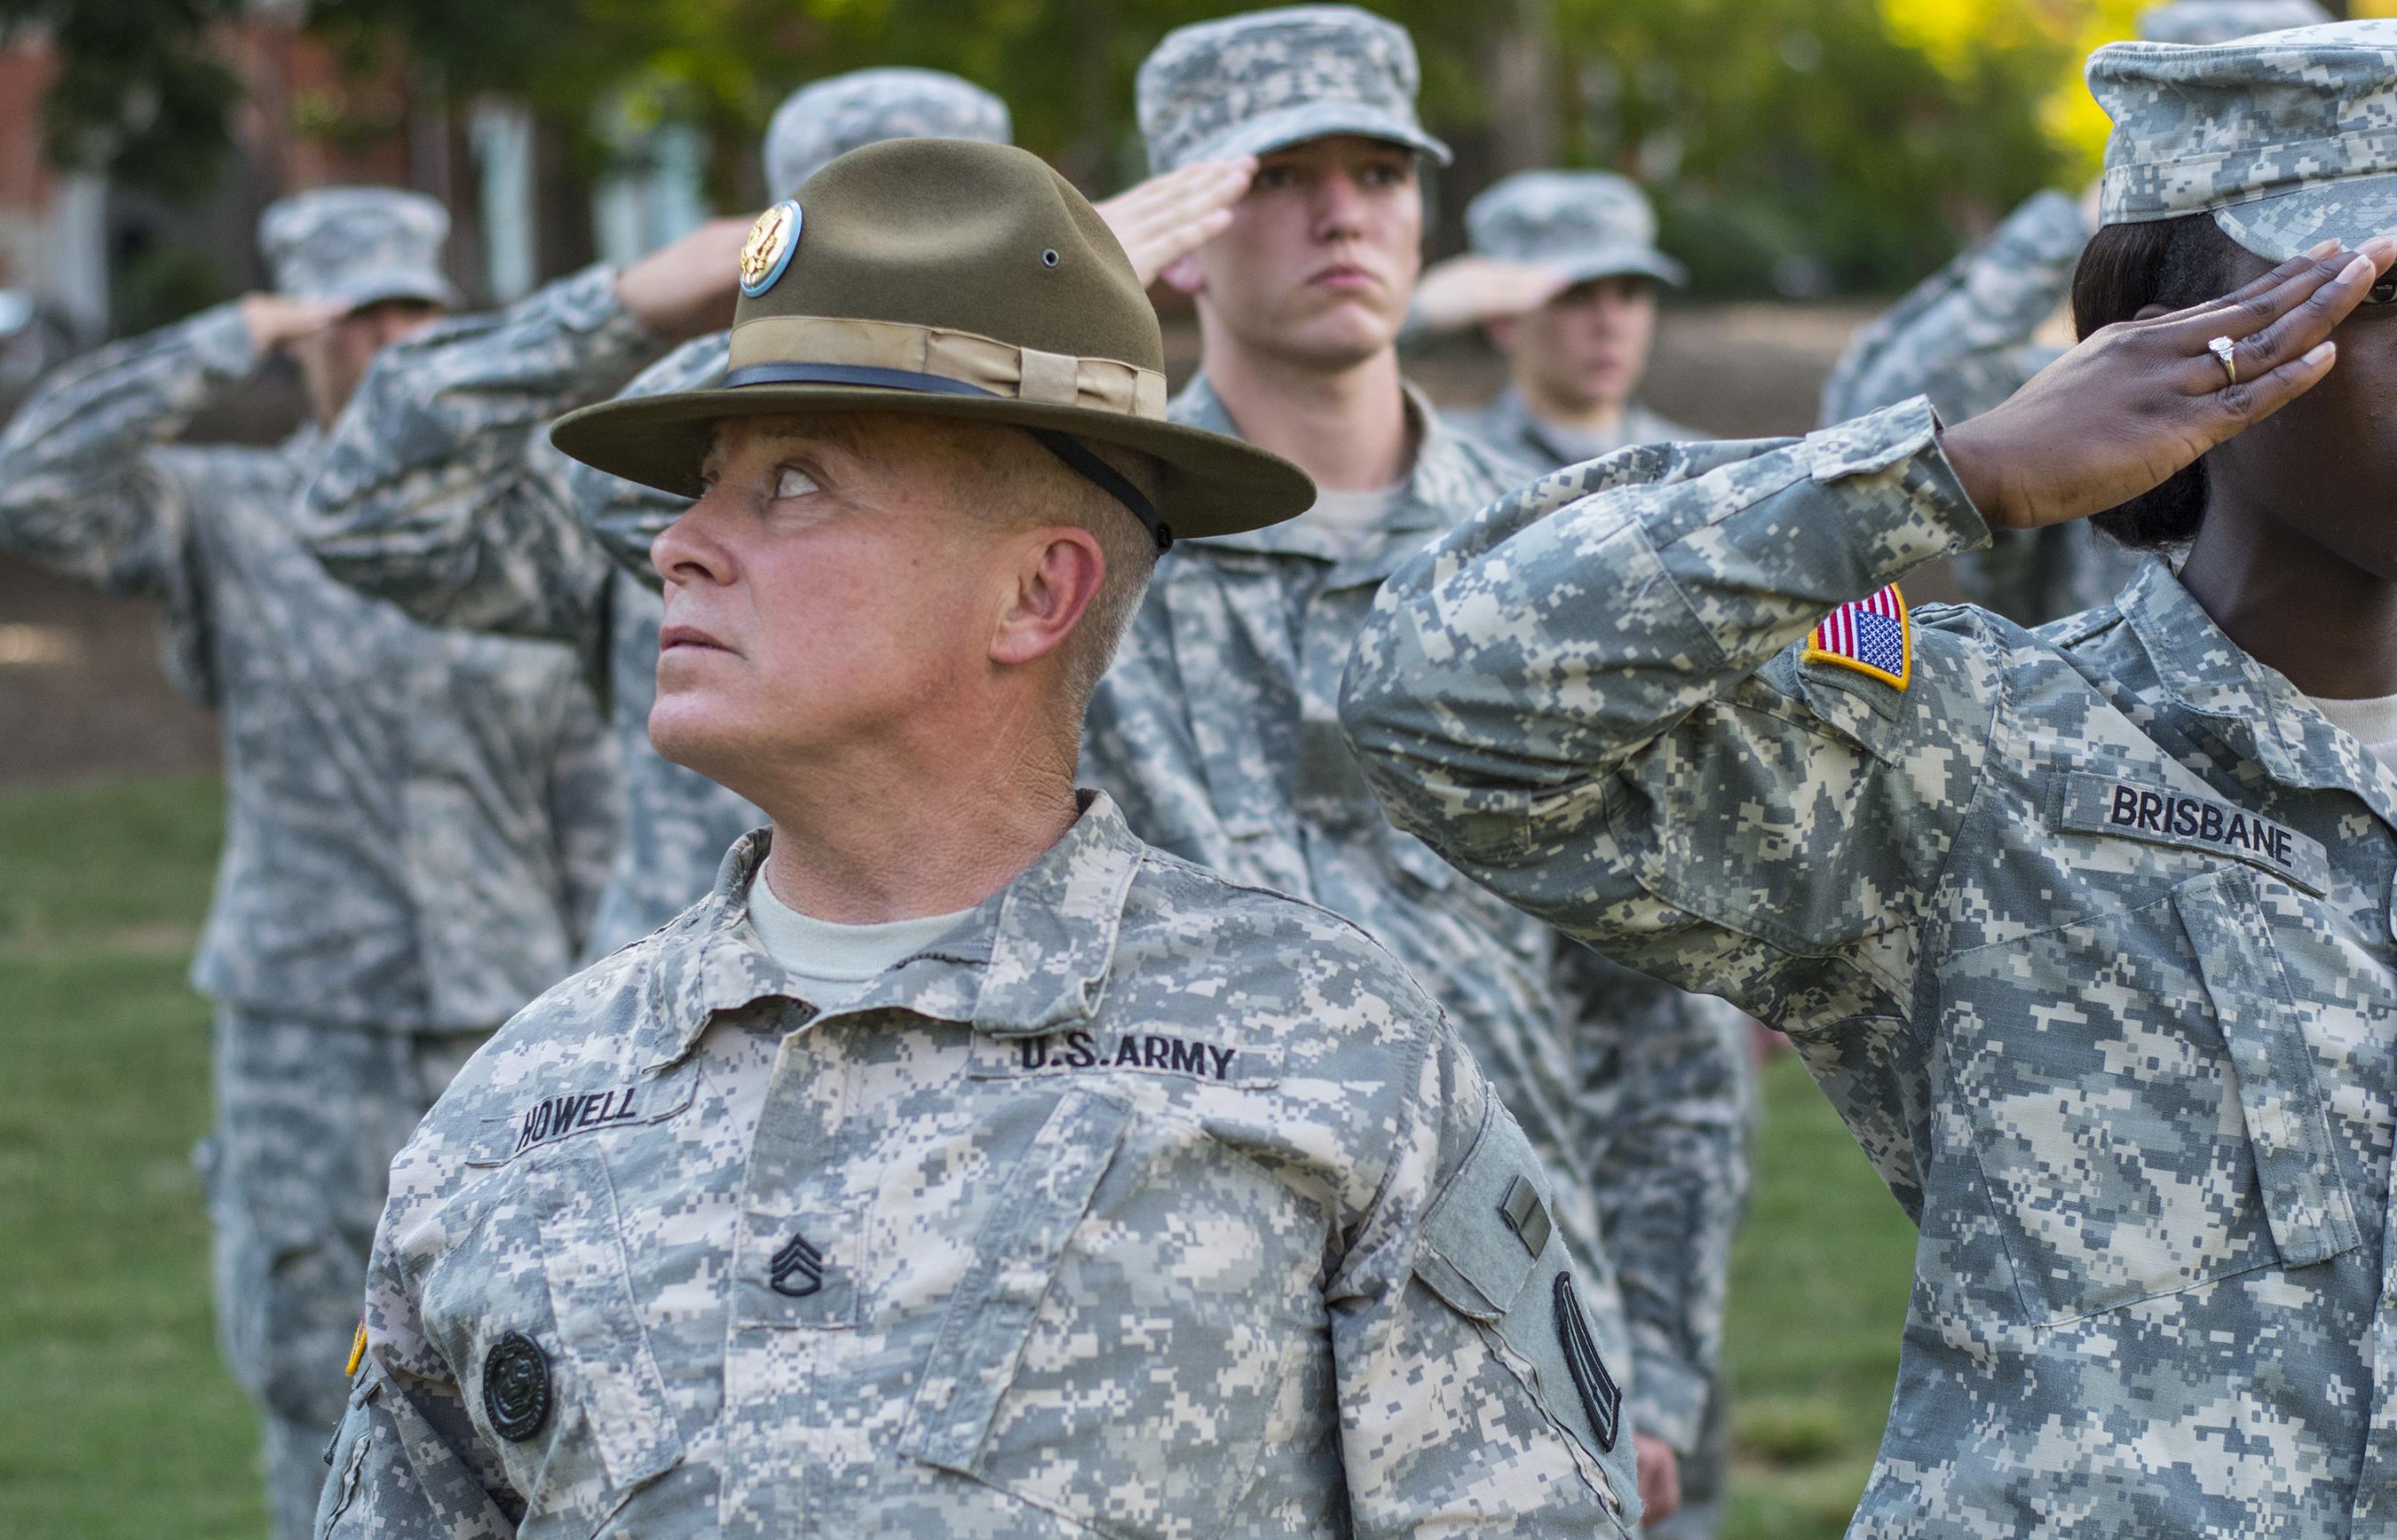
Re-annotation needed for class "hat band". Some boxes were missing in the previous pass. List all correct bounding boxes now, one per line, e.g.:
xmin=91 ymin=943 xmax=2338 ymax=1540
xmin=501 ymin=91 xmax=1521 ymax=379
xmin=718 ymin=359 xmax=1172 ymax=553
xmin=2100 ymin=129 xmax=2397 ymax=224
xmin=726 ymin=314 xmax=1167 ymax=420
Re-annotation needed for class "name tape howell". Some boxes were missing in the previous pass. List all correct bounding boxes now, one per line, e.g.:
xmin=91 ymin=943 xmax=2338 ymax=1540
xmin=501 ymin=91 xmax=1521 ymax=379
xmin=2057 ymin=772 xmax=2328 ymax=894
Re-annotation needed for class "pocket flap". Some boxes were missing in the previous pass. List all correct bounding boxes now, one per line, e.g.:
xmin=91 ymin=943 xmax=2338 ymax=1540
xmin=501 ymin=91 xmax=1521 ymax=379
xmin=899 ymin=1088 xmax=1133 ymax=1471
xmin=2174 ymin=869 xmax=2360 ymax=1268
xmin=1416 ymin=1099 xmax=1554 ymax=1321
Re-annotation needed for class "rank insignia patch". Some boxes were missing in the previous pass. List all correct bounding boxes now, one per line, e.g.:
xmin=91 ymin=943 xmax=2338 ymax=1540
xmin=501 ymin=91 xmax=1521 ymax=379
xmin=1805 ymin=583 xmax=1910 ymax=691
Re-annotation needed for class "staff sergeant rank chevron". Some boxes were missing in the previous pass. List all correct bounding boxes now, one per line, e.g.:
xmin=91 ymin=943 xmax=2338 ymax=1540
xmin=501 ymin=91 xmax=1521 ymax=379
xmin=1807 ymin=584 xmax=1911 ymax=689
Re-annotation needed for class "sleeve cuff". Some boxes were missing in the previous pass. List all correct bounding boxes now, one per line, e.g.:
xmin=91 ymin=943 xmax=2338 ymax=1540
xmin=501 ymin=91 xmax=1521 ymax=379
xmin=534 ymin=261 xmax=670 ymax=365
xmin=2003 ymin=188 xmax=2094 ymax=266
xmin=1800 ymin=396 xmax=1995 ymax=577
xmin=1626 ymin=1352 xmax=1712 ymax=1457
xmin=186 ymin=304 xmax=261 ymax=381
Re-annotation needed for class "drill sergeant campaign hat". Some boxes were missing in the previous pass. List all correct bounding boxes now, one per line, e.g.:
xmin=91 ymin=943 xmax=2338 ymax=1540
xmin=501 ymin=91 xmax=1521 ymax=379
xmin=259 ymin=186 xmax=462 ymax=312
xmin=1466 ymin=170 xmax=1688 ymax=292
xmin=1135 ymin=4 xmax=1451 ymax=175
xmin=551 ymin=138 xmax=1316 ymax=547
xmin=762 ymin=67 xmax=1012 ymax=198
xmin=2091 ymin=19 xmax=2397 ymax=259
xmin=2135 ymin=0 xmax=2330 ymax=46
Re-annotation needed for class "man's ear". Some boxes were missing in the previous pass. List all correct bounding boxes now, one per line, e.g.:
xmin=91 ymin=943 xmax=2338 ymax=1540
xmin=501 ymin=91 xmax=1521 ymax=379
xmin=1161 ymin=255 xmax=1206 ymax=296
xmin=989 ymin=526 xmax=1106 ymax=668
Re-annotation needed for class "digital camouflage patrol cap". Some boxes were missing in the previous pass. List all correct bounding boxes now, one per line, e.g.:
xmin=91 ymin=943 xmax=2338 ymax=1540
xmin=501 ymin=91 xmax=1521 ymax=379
xmin=762 ymin=67 xmax=1011 ymax=198
xmin=551 ymin=138 xmax=1314 ymax=545
xmin=2092 ymin=19 xmax=2397 ymax=259
xmin=259 ymin=187 xmax=460 ymax=312
xmin=1136 ymin=4 xmax=1451 ymax=175
xmin=2135 ymin=0 xmax=2329 ymax=47
xmin=1467 ymin=170 xmax=1687 ymax=291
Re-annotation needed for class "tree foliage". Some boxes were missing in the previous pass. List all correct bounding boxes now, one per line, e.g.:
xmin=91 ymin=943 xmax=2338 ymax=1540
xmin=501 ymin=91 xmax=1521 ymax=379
xmin=12 ymin=0 xmax=2170 ymax=293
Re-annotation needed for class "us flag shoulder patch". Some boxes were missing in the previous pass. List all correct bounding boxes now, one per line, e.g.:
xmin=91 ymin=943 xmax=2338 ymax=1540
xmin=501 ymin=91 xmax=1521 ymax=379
xmin=1805 ymin=584 xmax=1910 ymax=691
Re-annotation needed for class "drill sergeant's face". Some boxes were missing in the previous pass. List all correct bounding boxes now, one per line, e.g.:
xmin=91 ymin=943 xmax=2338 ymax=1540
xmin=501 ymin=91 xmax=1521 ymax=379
xmin=295 ymin=298 xmax=445 ymax=424
xmin=1488 ymin=274 xmax=1658 ymax=416
xmin=1179 ymin=135 xmax=1423 ymax=371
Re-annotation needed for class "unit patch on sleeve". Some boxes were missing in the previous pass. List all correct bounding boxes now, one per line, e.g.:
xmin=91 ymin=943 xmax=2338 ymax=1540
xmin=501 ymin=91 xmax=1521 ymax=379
xmin=1804 ymin=584 xmax=1910 ymax=691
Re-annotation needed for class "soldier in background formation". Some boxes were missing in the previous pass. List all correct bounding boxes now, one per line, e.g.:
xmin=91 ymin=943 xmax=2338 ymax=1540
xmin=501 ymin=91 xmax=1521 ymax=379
xmin=0 ymin=189 xmax=617 ymax=1540
xmin=1346 ymin=20 xmax=2397 ymax=1536
xmin=1430 ymin=170 xmax=1705 ymax=465
xmin=1082 ymin=6 xmax=1751 ymax=1524
xmin=321 ymin=136 xmax=1634 ymax=1537
xmin=1818 ymin=0 xmax=2330 ymax=624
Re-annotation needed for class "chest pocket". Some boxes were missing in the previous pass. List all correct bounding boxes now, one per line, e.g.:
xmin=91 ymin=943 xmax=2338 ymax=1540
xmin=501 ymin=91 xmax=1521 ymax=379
xmin=1939 ymin=865 xmax=2360 ymax=1326
xmin=899 ymin=1087 xmax=1325 ymax=1536
xmin=419 ymin=1141 xmax=683 ymax=1530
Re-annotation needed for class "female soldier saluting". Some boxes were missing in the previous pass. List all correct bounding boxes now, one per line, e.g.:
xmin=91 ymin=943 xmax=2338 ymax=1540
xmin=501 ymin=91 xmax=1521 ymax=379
xmin=1343 ymin=21 xmax=2397 ymax=1538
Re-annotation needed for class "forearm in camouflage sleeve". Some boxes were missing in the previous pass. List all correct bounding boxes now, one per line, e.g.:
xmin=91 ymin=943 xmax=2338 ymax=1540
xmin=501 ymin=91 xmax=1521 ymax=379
xmin=0 ymin=303 xmax=254 ymax=593
xmin=298 ymin=265 xmax=662 ymax=643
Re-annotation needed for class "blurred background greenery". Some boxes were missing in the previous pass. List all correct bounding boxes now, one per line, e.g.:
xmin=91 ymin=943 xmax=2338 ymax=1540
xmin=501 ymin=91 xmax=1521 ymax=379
xmin=15 ymin=0 xmax=2394 ymax=320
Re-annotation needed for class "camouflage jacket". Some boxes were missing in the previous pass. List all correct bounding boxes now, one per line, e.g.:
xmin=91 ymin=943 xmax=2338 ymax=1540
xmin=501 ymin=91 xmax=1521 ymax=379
xmin=1080 ymin=373 xmax=1747 ymax=1450
xmin=1449 ymin=389 xmax=1702 ymax=470
xmin=298 ymin=266 xmax=763 ymax=960
xmin=1342 ymin=397 xmax=2397 ymax=1536
xmin=322 ymin=796 xmax=1641 ymax=1536
xmin=0 ymin=303 xmax=614 ymax=1031
xmin=1817 ymin=189 xmax=2140 ymax=625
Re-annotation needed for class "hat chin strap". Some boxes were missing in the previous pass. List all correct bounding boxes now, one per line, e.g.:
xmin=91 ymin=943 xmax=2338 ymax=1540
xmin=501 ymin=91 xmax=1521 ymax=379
xmin=721 ymin=360 xmax=1173 ymax=551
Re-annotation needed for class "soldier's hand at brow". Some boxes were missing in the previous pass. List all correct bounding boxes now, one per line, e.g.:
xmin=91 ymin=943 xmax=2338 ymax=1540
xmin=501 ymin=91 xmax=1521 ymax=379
xmin=1096 ymin=158 xmax=1254 ymax=288
xmin=1938 ymin=235 xmax=2394 ymax=532
xmin=1409 ymin=255 xmax=1572 ymax=333
xmin=617 ymin=217 xmax=756 ymax=341
xmin=238 ymin=295 xmax=345 ymax=355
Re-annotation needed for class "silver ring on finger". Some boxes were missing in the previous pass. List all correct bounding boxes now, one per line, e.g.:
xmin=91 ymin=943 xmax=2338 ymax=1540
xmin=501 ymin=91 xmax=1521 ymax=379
xmin=2208 ymin=334 xmax=2239 ymax=388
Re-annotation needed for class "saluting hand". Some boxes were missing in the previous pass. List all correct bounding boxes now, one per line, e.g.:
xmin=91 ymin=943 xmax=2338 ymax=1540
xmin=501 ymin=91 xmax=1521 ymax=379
xmin=1939 ymin=235 xmax=2397 ymax=533
xmin=616 ymin=216 xmax=756 ymax=342
xmin=1409 ymin=254 xmax=1574 ymax=333
xmin=237 ymin=294 xmax=344 ymax=356
xmin=1096 ymin=158 xmax=1255 ymax=288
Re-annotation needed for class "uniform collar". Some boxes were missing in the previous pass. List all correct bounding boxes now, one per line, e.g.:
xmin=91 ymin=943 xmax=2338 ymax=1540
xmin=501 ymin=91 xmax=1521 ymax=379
xmin=1476 ymin=387 xmax=1661 ymax=470
xmin=636 ymin=791 xmax=1145 ymax=1069
xmin=2118 ymin=557 xmax=2397 ymax=825
xmin=1168 ymin=371 xmax=1482 ymax=576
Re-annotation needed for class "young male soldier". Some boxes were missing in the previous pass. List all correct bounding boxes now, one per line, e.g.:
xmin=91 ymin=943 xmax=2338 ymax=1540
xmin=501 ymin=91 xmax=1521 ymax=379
xmin=1817 ymin=0 xmax=2326 ymax=625
xmin=1440 ymin=170 xmax=1705 ymax=465
xmin=0 ymin=189 xmax=617 ymax=1540
xmin=1078 ymin=8 xmax=1752 ymax=1522
xmin=301 ymin=70 xmax=1251 ymax=959
xmin=319 ymin=137 xmax=1638 ymax=1537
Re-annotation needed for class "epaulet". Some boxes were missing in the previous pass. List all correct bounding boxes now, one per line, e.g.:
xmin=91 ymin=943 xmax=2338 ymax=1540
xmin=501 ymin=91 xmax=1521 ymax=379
xmin=1804 ymin=584 xmax=1911 ymax=691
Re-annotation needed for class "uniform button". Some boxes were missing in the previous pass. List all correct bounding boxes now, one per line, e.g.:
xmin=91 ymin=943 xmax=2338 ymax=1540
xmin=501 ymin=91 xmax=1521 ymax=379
xmin=483 ymin=1331 xmax=553 ymax=1441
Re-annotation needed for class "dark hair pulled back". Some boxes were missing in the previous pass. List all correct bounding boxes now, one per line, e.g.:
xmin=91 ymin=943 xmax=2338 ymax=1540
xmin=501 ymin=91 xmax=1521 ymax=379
xmin=2068 ymin=212 xmax=2236 ymax=549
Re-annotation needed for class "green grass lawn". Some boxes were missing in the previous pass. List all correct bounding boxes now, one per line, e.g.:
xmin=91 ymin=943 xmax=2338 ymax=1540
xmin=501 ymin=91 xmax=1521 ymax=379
xmin=0 ymin=774 xmax=1913 ymax=1538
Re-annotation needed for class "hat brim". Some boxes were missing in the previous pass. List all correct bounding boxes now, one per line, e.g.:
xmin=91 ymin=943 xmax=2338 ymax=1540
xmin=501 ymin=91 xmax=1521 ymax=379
xmin=550 ymin=383 xmax=1317 ymax=541
xmin=1554 ymin=247 xmax=1689 ymax=290
xmin=1171 ymin=102 xmax=1452 ymax=170
xmin=300 ymin=270 xmax=463 ymax=312
xmin=2210 ymin=172 xmax=2397 ymax=262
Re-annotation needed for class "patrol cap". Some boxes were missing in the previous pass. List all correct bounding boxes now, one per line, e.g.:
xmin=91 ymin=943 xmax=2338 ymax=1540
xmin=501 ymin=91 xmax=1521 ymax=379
xmin=2092 ymin=20 xmax=2397 ymax=259
xmin=552 ymin=138 xmax=1314 ymax=544
xmin=2135 ymin=0 xmax=2330 ymax=46
xmin=259 ymin=186 xmax=461 ymax=311
xmin=1136 ymin=4 xmax=1452 ymax=175
xmin=762 ymin=67 xmax=1012 ymax=198
xmin=1466 ymin=170 xmax=1687 ymax=291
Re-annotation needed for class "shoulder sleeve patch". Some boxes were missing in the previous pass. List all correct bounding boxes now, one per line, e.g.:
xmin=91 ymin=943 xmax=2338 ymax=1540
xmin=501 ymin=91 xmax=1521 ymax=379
xmin=1803 ymin=584 xmax=1911 ymax=691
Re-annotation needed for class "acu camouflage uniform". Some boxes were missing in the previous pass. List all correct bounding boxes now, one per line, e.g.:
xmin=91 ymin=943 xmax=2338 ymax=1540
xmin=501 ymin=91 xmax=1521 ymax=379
xmin=298 ymin=71 xmax=1010 ymax=960
xmin=1097 ymin=6 xmax=1753 ymax=1474
xmin=0 ymin=189 xmax=616 ymax=1540
xmin=1814 ymin=0 xmax=2325 ymax=628
xmin=1343 ymin=388 xmax=2397 ymax=1535
xmin=322 ymin=796 xmax=1639 ymax=1536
